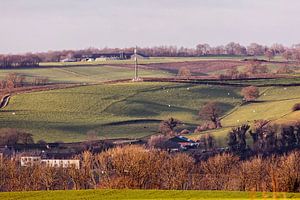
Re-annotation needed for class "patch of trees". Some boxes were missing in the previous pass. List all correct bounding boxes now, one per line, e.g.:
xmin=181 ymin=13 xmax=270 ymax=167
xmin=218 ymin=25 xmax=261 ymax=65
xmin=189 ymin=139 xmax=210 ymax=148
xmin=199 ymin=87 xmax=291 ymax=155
xmin=2 ymin=146 xmax=300 ymax=192
xmin=0 ymin=73 xmax=49 ymax=94
xmin=0 ymin=73 xmax=26 ymax=90
xmin=0 ymin=128 xmax=34 ymax=146
xmin=227 ymin=120 xmax=300 ymax=155
xmin=276 ymin=65 xmax=295 ymax=74
xmin=246 ymin=62 xmax=269 ymax=75
xmin=292 ymin=103 xmax=300 ymax=112
xmin=241 ymin=86 xmax=259 ymax=102
xmin=158 ymin=117 xmax=182 ymax=136
xmin=217 ymin=61 xmax=273 ymax=80
xmin=0 ymin=54 xmax=40 ymax=69
xmin=2 ymin=42 xmax=300 ymax=66
xmin=177 ymin=67 xmax=191 ymax=78
xmin=198 ymin=102 xmax=222 ymax=129
xmin=217 ymin=68 xmax=249 ymax=80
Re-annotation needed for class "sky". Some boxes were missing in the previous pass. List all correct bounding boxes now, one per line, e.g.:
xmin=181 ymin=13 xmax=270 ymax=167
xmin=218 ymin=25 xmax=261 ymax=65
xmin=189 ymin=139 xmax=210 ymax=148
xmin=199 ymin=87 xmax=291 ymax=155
xmin=1 ymin=0 xmax=300 ymax=54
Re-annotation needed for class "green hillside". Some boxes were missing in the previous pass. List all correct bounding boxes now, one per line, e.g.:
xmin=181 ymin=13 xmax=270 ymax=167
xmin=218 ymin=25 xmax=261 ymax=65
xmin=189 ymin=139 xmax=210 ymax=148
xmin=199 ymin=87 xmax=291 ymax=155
xmin=0 ymin=82 xmax=241 ymax=142
xmin=0 ymin=65 xmax=171 ymax=84
xmin=222 ymin=86 xmax=300 ymax=126
xmin=190 ymin=86 xmax=300 ymax=146
xmin=0 ymin=189 xmax=297 ymax=200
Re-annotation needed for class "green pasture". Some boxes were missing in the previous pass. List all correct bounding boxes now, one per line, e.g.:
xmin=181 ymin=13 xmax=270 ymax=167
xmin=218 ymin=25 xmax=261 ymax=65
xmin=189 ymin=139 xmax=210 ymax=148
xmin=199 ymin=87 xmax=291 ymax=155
xmin=0 ymin=82 xmax=241 ymax=142
xmin=0 ymin=189 xmax=298 ymax=200
xmin=190 ymin=86 xmax=300 ymax=145
xmin=0 ymin=65 xmax=171 ymax=84
xmin=40 ymin=56 xmax=245 ymax=67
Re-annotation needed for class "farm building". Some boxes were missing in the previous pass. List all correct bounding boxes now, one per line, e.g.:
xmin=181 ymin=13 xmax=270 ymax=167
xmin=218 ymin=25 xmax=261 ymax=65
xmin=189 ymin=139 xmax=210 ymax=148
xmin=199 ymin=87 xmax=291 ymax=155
xmin=61 ymin=58 xmax=77 ymax=62
xmin=20 ymin=156 xmax=80 ymax=169
xmin=83 ymin=52 xmax=149 ymax=61
xmin=169 ymin=136 xmax=198 ymax=150
xmin=60 ymin=52 xmax=149 ymax=62
xmin=154 ymin=136 xmax=198 ymax=152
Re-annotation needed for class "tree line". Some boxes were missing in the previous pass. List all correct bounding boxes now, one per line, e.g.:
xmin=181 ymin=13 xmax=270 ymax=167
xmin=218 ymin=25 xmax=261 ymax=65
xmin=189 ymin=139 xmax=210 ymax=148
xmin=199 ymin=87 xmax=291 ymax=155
xmin=1 ymin=42 xmax=300 ymax=69
xmin=1 ymin=146 xmax=300 ymax=192
xmin=0 ymin=73 xmax=49 ymax=95
xmin=0 ymin=54 xmax=40 ymax=69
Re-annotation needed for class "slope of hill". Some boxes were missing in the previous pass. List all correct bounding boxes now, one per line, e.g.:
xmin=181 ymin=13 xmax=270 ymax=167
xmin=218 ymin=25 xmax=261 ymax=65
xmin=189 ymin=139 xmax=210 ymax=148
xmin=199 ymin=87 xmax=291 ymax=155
xmin=0 ymin=65 xmax=171 ymax=84
xmin=190 ymin=86 xmax=300 ymax=146
xmin=0 ymin=82 xmax=241 ymax=142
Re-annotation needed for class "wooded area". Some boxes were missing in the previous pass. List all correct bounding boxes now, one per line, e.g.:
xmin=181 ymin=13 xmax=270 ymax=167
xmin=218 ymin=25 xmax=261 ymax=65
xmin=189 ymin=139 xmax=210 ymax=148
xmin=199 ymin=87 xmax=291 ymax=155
xmin=1 ymin=146 xmax=300 ymax=192
xmin=1 ymin=42 xmax=300 ymax=69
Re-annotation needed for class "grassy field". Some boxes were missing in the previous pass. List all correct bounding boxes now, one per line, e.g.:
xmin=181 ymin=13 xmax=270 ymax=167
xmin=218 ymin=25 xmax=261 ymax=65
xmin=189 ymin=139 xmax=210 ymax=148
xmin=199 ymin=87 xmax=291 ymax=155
xmin=0 ymin=189 xmax=298 ymax=200
xmin=0 ymin=65 xmax=172 ymax=84
xmin=222 ymin=86 xmax=300 ymax=126
xmin=40 ymin=56 xmax=246 ymax=67
xmin=40 ymin=55 xmax=292 ymax=67
xmin=2 ymin=80 xmax=300 ymax=144
xmin=0 ymin=82 xmax=241 ymax=142
xmin=190 ymin=86 xmax=300 ymax=145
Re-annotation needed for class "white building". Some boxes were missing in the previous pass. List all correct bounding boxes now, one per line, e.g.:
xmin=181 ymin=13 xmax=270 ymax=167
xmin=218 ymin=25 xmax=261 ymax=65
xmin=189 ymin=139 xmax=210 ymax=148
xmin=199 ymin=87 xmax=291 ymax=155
xmin=41 ymin=159 xmax=80 ymax=169
xmin=20 ymin=156 xmax=80 ymax=169
xmin=20 ymin=156 xmax=41 ymax=167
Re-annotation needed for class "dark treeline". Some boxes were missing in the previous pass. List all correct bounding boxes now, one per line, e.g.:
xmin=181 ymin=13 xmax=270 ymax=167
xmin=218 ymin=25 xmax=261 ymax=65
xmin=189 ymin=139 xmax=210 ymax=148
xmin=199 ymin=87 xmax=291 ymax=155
xmin=226 ymin=121 xmax=300 ymax=157
xmin=2 ymin=122 xmax=300 ymax=192
xmin=156 ymin=116 xmax=300 ymax=159
xmin=0 ymin=73 xmax=48 ymax=95
xmin=1 ymin=146 xmax=300 ymax=192
xmin=0 ymin=54 xmax=40 ymax=69
xmin=2 ymin=42 xmax=300 ymax=69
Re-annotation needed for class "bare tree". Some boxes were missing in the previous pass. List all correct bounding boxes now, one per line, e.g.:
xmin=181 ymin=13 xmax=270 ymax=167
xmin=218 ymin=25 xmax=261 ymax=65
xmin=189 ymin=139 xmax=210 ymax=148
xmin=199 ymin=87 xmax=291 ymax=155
xmin=227 ymin=124 xmax=250 ymax=152
xmin=199 ymin=102 xmax=222 ymax=128
xmin=148 ymin=134 xmax=170 ymax=148
xmin=159 ymin=118 xmax=182 ymax=136
xmin=241 ymin=86 xmax=259 ymax=101
xmin=265 ymin=49 xmax=275 ymax=61
xmin=177 ymin=67 xmax=191 ymax=78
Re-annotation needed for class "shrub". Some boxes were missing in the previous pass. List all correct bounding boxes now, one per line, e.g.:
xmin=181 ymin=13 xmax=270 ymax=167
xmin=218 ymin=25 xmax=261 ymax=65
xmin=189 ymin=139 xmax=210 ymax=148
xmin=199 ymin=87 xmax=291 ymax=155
xmin=241 ymin=86 xmax=259 ymax=101
xmin=292 ymin=103 xmax=300 ymax=112
xmin=194 ymin=121 xmax=216 ymax=133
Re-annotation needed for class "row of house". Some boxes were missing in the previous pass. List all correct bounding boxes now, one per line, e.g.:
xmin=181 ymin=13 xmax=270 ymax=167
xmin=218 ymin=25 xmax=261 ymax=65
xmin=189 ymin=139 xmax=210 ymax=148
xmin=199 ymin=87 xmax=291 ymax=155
xmin=20 ymin=156 xmax=80 ymax=169
xmin=0 ymin=138 xmax=143 ymax=169
xmin=61 ymin=52 xmax=149 ymax=62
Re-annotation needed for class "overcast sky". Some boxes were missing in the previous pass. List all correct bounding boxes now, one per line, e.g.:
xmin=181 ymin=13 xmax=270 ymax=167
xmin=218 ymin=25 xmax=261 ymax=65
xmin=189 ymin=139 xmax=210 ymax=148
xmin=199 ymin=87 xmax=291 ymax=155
xmin=1 ymin=0 xmax=300 ymax=54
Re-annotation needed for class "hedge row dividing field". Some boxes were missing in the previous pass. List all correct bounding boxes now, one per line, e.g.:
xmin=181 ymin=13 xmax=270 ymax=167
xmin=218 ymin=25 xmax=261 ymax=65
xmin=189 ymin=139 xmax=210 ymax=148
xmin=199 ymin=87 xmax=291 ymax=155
xmin=0 ymin=189 xmax=299 ymax=200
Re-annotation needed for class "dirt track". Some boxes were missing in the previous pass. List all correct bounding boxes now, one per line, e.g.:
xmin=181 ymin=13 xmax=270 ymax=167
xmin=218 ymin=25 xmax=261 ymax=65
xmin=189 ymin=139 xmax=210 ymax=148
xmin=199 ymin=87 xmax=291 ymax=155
xmin=0 ymin=94 xmax=10 ymax=109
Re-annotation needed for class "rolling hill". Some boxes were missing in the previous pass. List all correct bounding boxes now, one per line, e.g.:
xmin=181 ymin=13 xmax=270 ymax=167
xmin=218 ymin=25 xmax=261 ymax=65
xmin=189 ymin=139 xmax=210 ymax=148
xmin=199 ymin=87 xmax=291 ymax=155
xmin=0 ymin=82 xmax=241 ymax=142
xmin=190 ymin=86 xmax=300 ymax=146
xmin=0 ymin=65 xmax=171 ymax=84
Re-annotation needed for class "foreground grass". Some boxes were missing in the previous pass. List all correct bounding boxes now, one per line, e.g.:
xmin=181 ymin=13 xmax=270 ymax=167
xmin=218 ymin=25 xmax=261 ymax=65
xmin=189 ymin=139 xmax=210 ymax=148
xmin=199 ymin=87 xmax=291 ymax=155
xmin=1 ymin=189 xmax=299 ymax=200
xmin=0 ymin=82 xmax=241 ymax=142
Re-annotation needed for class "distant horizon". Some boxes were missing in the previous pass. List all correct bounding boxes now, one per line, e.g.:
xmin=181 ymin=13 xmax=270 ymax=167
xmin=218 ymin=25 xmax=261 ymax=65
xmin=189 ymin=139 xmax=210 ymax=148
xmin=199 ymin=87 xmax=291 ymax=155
xmin=1 ymin=0 xmax=300 ymax=54
xmin=2 ymin=41 xmax=300 ymax=55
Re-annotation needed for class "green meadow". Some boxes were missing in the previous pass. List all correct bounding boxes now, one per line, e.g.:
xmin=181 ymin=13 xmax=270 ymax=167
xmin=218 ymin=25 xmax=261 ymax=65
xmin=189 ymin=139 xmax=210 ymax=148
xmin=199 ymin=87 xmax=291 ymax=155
xmin=0 ymin=82 xmax=241 ymax=142
xmin=0 ymin=65 xmax=171 ymax=84
xmin=190 ymin=86 xmax=300 ymax=146
xmin=0 ymin=189 xmax=299 ymax=200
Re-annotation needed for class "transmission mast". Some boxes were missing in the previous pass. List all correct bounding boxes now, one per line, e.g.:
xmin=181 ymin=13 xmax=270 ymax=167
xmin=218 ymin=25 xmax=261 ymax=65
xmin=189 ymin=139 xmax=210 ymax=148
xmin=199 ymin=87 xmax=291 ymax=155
xmin=132 ymin=46 xmax=142 ymax=81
